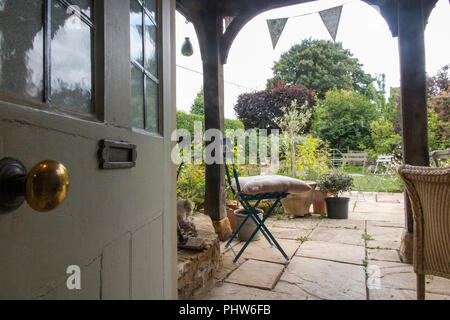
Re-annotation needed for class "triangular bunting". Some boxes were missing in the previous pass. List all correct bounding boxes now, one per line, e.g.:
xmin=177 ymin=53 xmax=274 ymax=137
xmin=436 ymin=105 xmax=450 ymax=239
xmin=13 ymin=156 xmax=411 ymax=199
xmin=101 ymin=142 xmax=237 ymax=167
xmin=319 ymin=6 xmax=343 ymax=41
xmin=266 ymin=18 xmax=288 ymax=49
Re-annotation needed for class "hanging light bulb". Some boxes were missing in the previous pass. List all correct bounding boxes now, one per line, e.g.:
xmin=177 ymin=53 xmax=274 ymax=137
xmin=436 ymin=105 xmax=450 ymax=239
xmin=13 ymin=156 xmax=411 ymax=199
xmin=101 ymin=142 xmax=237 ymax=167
xmin=181 ymin=37 xmax=193 ymax=57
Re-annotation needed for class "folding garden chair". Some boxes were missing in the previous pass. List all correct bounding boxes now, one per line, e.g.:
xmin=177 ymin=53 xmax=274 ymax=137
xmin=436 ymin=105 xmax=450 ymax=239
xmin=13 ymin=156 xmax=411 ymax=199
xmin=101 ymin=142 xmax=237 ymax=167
xmin=370 ymin=155 xmax=394 ymax=192
xmin=223 ymin=139 xmax=310 ymax=264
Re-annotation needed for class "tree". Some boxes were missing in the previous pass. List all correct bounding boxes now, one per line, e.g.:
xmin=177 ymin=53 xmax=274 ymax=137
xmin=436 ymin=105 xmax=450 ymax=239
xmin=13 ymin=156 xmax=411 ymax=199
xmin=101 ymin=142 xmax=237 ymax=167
xmin=427 ymin=64 xmax=449 ymax=98
xmin=234 ymin=81 xmax=316 ymax=130
xmin=275 ymin=100 xmax=312 ymax=176
xmin=190 ymin=88 xmax=204 ymax=115
xmin=427 ymin=65 xmax=449 ymax=149
xmin=267 ymin=39 xmax=375 ymax=99
xmin=312 ymin=89 xmax=379 ymax=151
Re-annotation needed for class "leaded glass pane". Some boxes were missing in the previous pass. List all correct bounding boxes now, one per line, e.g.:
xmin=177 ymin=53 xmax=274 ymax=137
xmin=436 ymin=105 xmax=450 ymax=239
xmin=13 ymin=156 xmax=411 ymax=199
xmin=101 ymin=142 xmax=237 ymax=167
xmin=130 ymin=0 xmax=143 ymax=66
xmin=0 ymin=0 xmax=44 ymax=102
xmin=144 ymin=15 xmax=157 ymax=76
xmin=144 ymin=0 xmax=156 ymax=22
xmin=70 ymin=0 xmax=92 ymax=18
xmin=131 ymin=65 xmax=144 ymax=129
xmin=51 ymin=0 xmax=92 ymax=113
xmin=145 ymin=77 xmax=158 ymax=132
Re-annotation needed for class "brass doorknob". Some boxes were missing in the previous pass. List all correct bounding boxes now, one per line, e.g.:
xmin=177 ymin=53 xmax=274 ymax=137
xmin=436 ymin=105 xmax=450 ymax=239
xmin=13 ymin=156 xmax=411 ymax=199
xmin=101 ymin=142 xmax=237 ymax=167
xmin=0 ymin=158 xmax=69 ymax=213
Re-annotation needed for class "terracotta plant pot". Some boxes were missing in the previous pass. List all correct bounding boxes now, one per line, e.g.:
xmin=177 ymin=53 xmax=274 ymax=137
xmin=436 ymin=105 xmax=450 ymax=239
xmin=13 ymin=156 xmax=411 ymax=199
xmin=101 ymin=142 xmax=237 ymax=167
xmin=313 ymin=188 xmax=331 ymax=214
xmin=227 ymin=207 xmax=238 ymax=233
xmin=281 ymin=181 xmax=317 ymax=217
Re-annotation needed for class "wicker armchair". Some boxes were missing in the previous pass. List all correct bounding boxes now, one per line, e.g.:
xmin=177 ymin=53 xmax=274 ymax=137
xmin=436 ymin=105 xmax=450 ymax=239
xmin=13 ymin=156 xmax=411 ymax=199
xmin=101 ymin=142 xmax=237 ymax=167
xmin=398 ymin=165 xmax=450 ymax=300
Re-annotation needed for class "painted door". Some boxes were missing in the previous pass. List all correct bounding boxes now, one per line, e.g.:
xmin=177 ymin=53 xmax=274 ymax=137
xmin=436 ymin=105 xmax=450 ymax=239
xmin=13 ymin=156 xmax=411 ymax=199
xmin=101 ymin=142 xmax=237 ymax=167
xmin=0 ymin=0 xmax=176 ymax=299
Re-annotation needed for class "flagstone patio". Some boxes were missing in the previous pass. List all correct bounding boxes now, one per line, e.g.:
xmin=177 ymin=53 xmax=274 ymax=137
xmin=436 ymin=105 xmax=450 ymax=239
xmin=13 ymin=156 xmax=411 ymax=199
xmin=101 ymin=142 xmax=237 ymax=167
xmin=200 ymin=192 xmax=450 ymax=300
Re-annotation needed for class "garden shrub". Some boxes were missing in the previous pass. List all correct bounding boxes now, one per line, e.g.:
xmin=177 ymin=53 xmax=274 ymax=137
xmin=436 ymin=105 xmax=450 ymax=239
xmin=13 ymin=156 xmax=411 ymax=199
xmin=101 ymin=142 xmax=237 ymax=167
xmin=234 ymin=81 xmax=316 ymax=131
xmin=312 ymin=89 xmax=379 ymax=151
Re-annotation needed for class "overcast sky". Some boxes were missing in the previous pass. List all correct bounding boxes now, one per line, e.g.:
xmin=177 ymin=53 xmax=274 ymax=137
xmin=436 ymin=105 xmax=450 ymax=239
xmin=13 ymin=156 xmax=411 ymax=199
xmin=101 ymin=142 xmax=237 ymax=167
xmin=176 ymin=0 xmax=450 ymax=120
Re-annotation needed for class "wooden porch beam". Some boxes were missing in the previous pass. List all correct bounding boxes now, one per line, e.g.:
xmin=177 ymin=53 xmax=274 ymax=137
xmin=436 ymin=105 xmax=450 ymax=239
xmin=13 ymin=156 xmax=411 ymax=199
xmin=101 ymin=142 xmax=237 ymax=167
xmin=397 ymin=0 xmax=429 ymax=263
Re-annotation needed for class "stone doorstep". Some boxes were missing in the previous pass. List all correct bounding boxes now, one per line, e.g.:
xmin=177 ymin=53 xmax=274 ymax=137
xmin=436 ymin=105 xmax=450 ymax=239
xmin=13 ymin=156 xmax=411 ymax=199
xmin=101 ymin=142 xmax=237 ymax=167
xmin=225 ymin=259 xmax=285 ymax=290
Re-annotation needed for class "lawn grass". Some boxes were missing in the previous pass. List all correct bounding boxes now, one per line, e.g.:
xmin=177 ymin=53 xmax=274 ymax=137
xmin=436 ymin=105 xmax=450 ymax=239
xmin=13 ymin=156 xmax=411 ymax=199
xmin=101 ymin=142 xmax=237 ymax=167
xmin=343 ymin=166 xmax=404 ymax=193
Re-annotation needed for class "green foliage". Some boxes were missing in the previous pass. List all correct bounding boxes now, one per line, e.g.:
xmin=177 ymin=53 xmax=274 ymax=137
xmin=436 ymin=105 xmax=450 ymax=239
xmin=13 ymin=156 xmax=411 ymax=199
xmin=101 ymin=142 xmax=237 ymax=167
xmin=176 ymin=111 xmax=204 ymax=137
xmin=295 ymin=136 xmax=331 ymax=181
xmin=190 ymin=88 xmax=204 ymax=115
xmin=224 ymin=118 xmax=246 ymax=131
xmin=317 ymin=170 xmax=354 ymax=198
xmin=362 ymin=233 xmax=373 ymax=241
xmin=368 ymin=117 xmax=402 ymax=159
xmin=267 ymin=39 xmax=375 ymax=99
xmin=234 ymin=81 xmax=316 ymax=130
xmin=312 ymin=89 xmax=379 ymax=151
xmin=176 ymin=111 xmax=244 ymax=137
xmin=427 ymin=109 xmax=441 ymax=151
xmin=427 ymin=64 xmax=449 ymax=150
xmin=177 ymin=163 xmax=205 ymax=210
xmin=297 ymin=237 xmax=309 ymax=243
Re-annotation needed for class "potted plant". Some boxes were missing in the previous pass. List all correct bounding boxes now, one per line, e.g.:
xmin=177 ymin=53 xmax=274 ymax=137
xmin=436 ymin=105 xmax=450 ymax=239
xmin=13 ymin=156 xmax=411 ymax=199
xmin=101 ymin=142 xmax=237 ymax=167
xmin=317 ymin=171 xmax=354 ymax=219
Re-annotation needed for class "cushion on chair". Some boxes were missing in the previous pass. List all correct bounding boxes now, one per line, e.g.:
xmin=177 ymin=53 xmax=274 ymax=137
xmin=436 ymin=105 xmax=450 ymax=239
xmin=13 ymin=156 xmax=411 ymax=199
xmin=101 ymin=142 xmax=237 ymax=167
xmin=231 ymin=175 xmax=311 ymax=195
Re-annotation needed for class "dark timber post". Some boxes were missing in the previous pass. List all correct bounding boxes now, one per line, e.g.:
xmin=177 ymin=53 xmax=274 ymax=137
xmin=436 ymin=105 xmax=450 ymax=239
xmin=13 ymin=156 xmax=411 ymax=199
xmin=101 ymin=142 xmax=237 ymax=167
xmin=397 ymin=0 xmax=429 ymax=263
xmin=201 ymin=11 xmax=231 ymax=240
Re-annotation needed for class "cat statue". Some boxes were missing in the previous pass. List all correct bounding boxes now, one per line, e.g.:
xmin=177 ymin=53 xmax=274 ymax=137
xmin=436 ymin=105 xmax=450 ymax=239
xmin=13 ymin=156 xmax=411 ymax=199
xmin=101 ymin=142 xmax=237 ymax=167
xmin=177 ymin=198 xmax=198 ymax=238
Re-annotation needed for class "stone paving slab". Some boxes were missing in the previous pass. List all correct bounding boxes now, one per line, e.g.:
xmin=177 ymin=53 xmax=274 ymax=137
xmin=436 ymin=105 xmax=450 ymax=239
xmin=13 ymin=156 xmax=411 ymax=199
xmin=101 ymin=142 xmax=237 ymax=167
xmin=318 ymin=219 xmax=365 ymax=230
xmin=204 ymin=282 xmax=297 ymax=300
xmin=268 ymin=227 xmax=311 ymax=240
xmin=226 ymin=259 xmax=285 ymax=290
xmin=280 ymin=256 xmax=366 ymax=300
xmin=367 ymin=260 xmax=450 ymax=296
xmin=366 ymin=240 xmax=401 ymax=251
xmin=273 ymin=281 xmax=320 ymax=300
xmin=365 ymin=225 xmax=403 ymax=250
xmin=367 ymin=220 xmax=404 ymax=228
xmin=369 ymin=287 xmax=450 ymax=300
xmin=309 ymin=226 xmax=364 ymax=246
xmin=215 ymin=250 xmax=246 ymax=281
xmin=349 ymin=211 xmax=404 ymax=224
xmin=297 ymin=241 xmax=366 ymax=265
xmin=367 ymin=248 xmax=401 ymax=262
xmin=367 ymin=225 xmax=404 ymax=241
xmin=267 ymin=217 xmax=319 ymax=230
xmin=232 ymin=238 xmax=300 ymax=265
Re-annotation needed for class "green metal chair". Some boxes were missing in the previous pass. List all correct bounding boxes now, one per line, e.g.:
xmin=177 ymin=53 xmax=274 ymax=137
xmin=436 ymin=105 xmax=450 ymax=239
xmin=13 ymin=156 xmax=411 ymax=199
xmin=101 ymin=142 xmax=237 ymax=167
xmin=223 ymin=139 xmax=309 ymax=264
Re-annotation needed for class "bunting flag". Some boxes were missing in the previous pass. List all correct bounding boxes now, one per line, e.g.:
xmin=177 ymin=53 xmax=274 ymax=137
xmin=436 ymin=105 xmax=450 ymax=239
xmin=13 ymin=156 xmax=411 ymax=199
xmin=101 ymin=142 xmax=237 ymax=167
xmin=266 ymin=18 xmax=289 ymax=49
xmin=319 ymin=6 xmax=343 ymax=41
